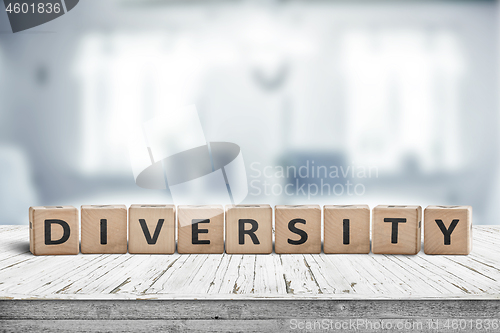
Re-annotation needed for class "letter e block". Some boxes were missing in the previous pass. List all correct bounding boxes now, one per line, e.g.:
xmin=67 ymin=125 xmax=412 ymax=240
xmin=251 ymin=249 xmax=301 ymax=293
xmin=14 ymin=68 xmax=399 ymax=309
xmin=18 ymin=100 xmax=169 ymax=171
xmin=372 ymin=205 xmax=422 ymax=255
xmin=129 ymin=205 xmax=175 ymax=254
xmin=424 ymin=205 xmax=472 ymax=255
xmin=225 ymin=204 xmax=272 ymax=254
xmin=81 ymin=205 xmax=127 ymax=254
xmin=324 ymin=205 xmax=370 ymax=254
xmin=29 ymin=206 xmax=79 ymax=255
xmin=177 ymin=205 xmax=224 ymax=254
xmin=275 ymin=205 xmax=321 ymax=254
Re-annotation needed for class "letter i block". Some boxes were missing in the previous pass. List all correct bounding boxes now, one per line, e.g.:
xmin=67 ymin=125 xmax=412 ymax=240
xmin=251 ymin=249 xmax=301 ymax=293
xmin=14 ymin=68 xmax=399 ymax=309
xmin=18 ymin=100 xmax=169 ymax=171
xmin=324 ymin=205 xmax=370 ymax=254
xmin=29 ymin=206 xmax=79 ymax=255
xmin=81 ymin=205 xmax=127 ymax=254
xmin=129 ymin=205 xmax=175 ymax=254
xmin=424 ymin=205 xmax=472 ymax=255
xmin=275 ymin=205 xmax=321 ymax=254
xmin=225 ymin=204 xmax=272 ymax=254
xmin=372 ymin=205 xmax=422 ymax=255
xmin=177 ymin=205 xmax=224 ymax=254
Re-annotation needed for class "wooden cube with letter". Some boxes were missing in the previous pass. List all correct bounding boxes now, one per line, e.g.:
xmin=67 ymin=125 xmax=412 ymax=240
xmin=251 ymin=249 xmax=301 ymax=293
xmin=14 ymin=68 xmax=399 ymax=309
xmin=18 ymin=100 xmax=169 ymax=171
xmin=29 ymin=206 xmax=79 ymax=255
xmin=424 ymin=205 xmax=472 ymax=255
xmin=81 ymin=205 xmax=127 ymax=254
xmin=372 ymin=205 xmax=422 ymax=255
xmin=324 ymin=205 xmax=370 ymax=254
xmin=129 ymin=204 xmax=175 ymax=254
xmin=275 ymin=205 xmax=321 ymax=254
xmin=177 ymin=205 xmax=224 ymax=254
xmin=225 ymin=204 xmax=272 ymax=254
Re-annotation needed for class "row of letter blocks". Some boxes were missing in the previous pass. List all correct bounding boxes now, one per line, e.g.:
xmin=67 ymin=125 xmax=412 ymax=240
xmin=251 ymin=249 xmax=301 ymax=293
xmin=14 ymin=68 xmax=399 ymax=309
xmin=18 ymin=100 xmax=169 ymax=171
xmin=29 ymin=204 xmax=472 ymax=255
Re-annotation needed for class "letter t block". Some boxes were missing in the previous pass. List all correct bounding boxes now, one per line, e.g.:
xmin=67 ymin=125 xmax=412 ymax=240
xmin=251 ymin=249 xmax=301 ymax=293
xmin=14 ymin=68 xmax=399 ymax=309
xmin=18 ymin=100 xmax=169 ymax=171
xmin=424 ymin=205 xmax=472 ymax=255
xmin=372 ymin=205 xmax=422 ymax=254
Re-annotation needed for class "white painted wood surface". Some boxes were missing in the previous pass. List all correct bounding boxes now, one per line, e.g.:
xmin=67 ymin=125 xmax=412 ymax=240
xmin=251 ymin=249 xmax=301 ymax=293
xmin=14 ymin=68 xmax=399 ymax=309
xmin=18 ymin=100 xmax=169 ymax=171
xmin=1 ymin=225 xmax=499 ymax=300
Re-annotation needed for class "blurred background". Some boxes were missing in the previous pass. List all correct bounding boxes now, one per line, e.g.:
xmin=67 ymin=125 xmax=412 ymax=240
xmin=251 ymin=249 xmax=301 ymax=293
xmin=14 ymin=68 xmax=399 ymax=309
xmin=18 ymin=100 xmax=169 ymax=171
xmin=0 ymin=0 xmax=497 ymax=224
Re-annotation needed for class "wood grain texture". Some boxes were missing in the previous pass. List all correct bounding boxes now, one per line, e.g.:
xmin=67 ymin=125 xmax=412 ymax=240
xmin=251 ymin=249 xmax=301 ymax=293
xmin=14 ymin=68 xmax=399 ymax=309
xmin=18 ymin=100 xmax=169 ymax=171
xmin=1 ymin=226 xmax=500 ymax=300
xmin=424 ymin=205 xmax=472 ymax=255
xmin=372 ymin=205 xmax=422 ymax=255
xmin=177 ymin=205 xmax=224 ymax=254
xmin=324 ymin=205 xmax=370 ymax=254
xmin=81 ymin=205 xmax=127 ymax=254
xmin=275 ymin=205 xmax=321 ymax=254
xmin=128 ymin=204 xmax=175 ymax=254
xmin=29 ymin=206 xmax=79 ymax=255
xmin=225 ymin=204 xmax=272 ymax=254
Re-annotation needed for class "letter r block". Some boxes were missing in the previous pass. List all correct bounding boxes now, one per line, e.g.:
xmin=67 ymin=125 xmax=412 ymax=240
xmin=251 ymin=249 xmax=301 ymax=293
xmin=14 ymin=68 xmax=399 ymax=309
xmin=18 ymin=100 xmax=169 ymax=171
xmin=275 ymin=205 xmax=321 ymax=254
xmin=424 ymin=205 xmax=472 ymax=255
xmin=29 ymin=206 xmax=79 ymax=255
xmin=81 ymin=205 xmax=127 ymax=254
xmin=372 ymin=205 xmax=422 ymax=255
xmin=129 ymin=205 xmax=175 ymax=254
xmin=177 ymin=205 xmax=224 ymax=254
xmin=225 ymin=204 xmax=272 ymax=254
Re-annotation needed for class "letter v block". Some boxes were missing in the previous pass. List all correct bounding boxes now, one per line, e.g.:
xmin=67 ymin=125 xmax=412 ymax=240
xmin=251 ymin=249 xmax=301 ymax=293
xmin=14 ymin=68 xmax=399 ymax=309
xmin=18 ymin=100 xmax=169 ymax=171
xmin=275 ymin=205 xmax=321 ymax=254
xmin=177 ymin=205 xmax=224 ymax=254
xmin=424 ymin=205 xmax=472 ymax=255
xmin=225 ymin=204 xmax=272 ymax=254
xmin=29 ymin=206 xmax=79 ymax=255
xmin=81 ymin=205 xmax=127 ymax=254
xmin=372 ymin=205 xmax=422 ymax=255
xmin=129 ymin=205 xmax=175 ymax=254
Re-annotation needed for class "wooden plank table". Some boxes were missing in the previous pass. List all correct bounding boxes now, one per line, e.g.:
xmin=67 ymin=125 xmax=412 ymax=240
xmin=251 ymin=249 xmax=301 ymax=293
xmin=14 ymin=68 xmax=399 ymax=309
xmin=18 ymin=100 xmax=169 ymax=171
xmin=1 ymin=225 xmax=499 ymax=332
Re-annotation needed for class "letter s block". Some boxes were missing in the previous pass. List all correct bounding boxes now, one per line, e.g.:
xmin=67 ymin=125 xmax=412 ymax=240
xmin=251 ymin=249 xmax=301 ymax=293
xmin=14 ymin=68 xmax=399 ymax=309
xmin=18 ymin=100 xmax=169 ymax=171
xmin=29 ymin=206 xmax=79 ymax=255
xmin=424 ymin=205 xmax=472 ymax=255
xmin=275 ymin=205 xmax=321 ymax=254
xmin=372 ymin=205 xmax=422 ymax=255
xmin=177 ymin=205 xmax=224 ymax=254
xmin=81 ymin=205 xmax=127 ymax=254
xmin=225 ymin=204 xmax=272 ymax=254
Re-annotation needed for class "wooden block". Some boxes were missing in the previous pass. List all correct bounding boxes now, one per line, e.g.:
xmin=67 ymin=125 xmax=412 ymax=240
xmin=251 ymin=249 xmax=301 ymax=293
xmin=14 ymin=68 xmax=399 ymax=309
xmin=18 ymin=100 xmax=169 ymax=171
xmin=29 ymin=206 xmax=79 ymax=255
xmin=324 ymin=205 xmax=370 ymax=254
xmin=372 ymin=205 xmax=422 ymax=255
xmin=81 ymin=205 xmax=127 ymax=254
xmin=128 ymin=204 xmax=175 ymax=254
xmin=424 ymin=205 xmax=472 ymax=255
xmin=225 ymin=204 xmax=272 ymax=254
xmin=177 ymin=205 xmax=224 ymax=254
xmin=275 ymin=205 xmax=321 ymax=254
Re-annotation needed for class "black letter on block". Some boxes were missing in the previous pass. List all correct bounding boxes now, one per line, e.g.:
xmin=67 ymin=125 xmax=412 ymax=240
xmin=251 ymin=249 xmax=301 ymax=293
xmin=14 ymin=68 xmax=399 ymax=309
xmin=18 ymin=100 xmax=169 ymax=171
xmin=192 ymin=219 xmax=210 ymax=244
xmin=343 ymin=219 xmax=350 ymax=245
xmin=384 ymin=218 xmax=406 ymax=244
xmin=139 ymin=219 xmax=164 ymax=245
xmin=288 ymin=219 xmax=308 ymax=245
xmin=100 ymin=219 xmax=107 ymax=245
xmin=435 ymin=219 xmax=459 ymax=245
xmin=238 ymin=219 xmax=260 ymax=245
xmin=44 ymin=219 xmax=70 ymax=245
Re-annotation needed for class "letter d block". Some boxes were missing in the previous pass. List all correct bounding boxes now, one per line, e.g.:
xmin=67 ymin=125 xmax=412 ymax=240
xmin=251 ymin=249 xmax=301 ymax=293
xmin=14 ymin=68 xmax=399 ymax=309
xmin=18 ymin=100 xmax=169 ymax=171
xmin=81 ymin=205 xmax=127 ymax=254
xmin=225 ymin=205 xmax=272 ymax=254
xmin=372 ymin=205 xmax=422 ymax=254
xmin=129 ymin=205 xmax=175 ymax=254
xmin=424 ymin=205 xmax=472 ymax=255
xmin=177 ymin=205 xmax=224 ymax=254
xmin=275 ymin=205 xmax=321 ymax=254
xmin=29 ymin=206 xmax=79 ymax=255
